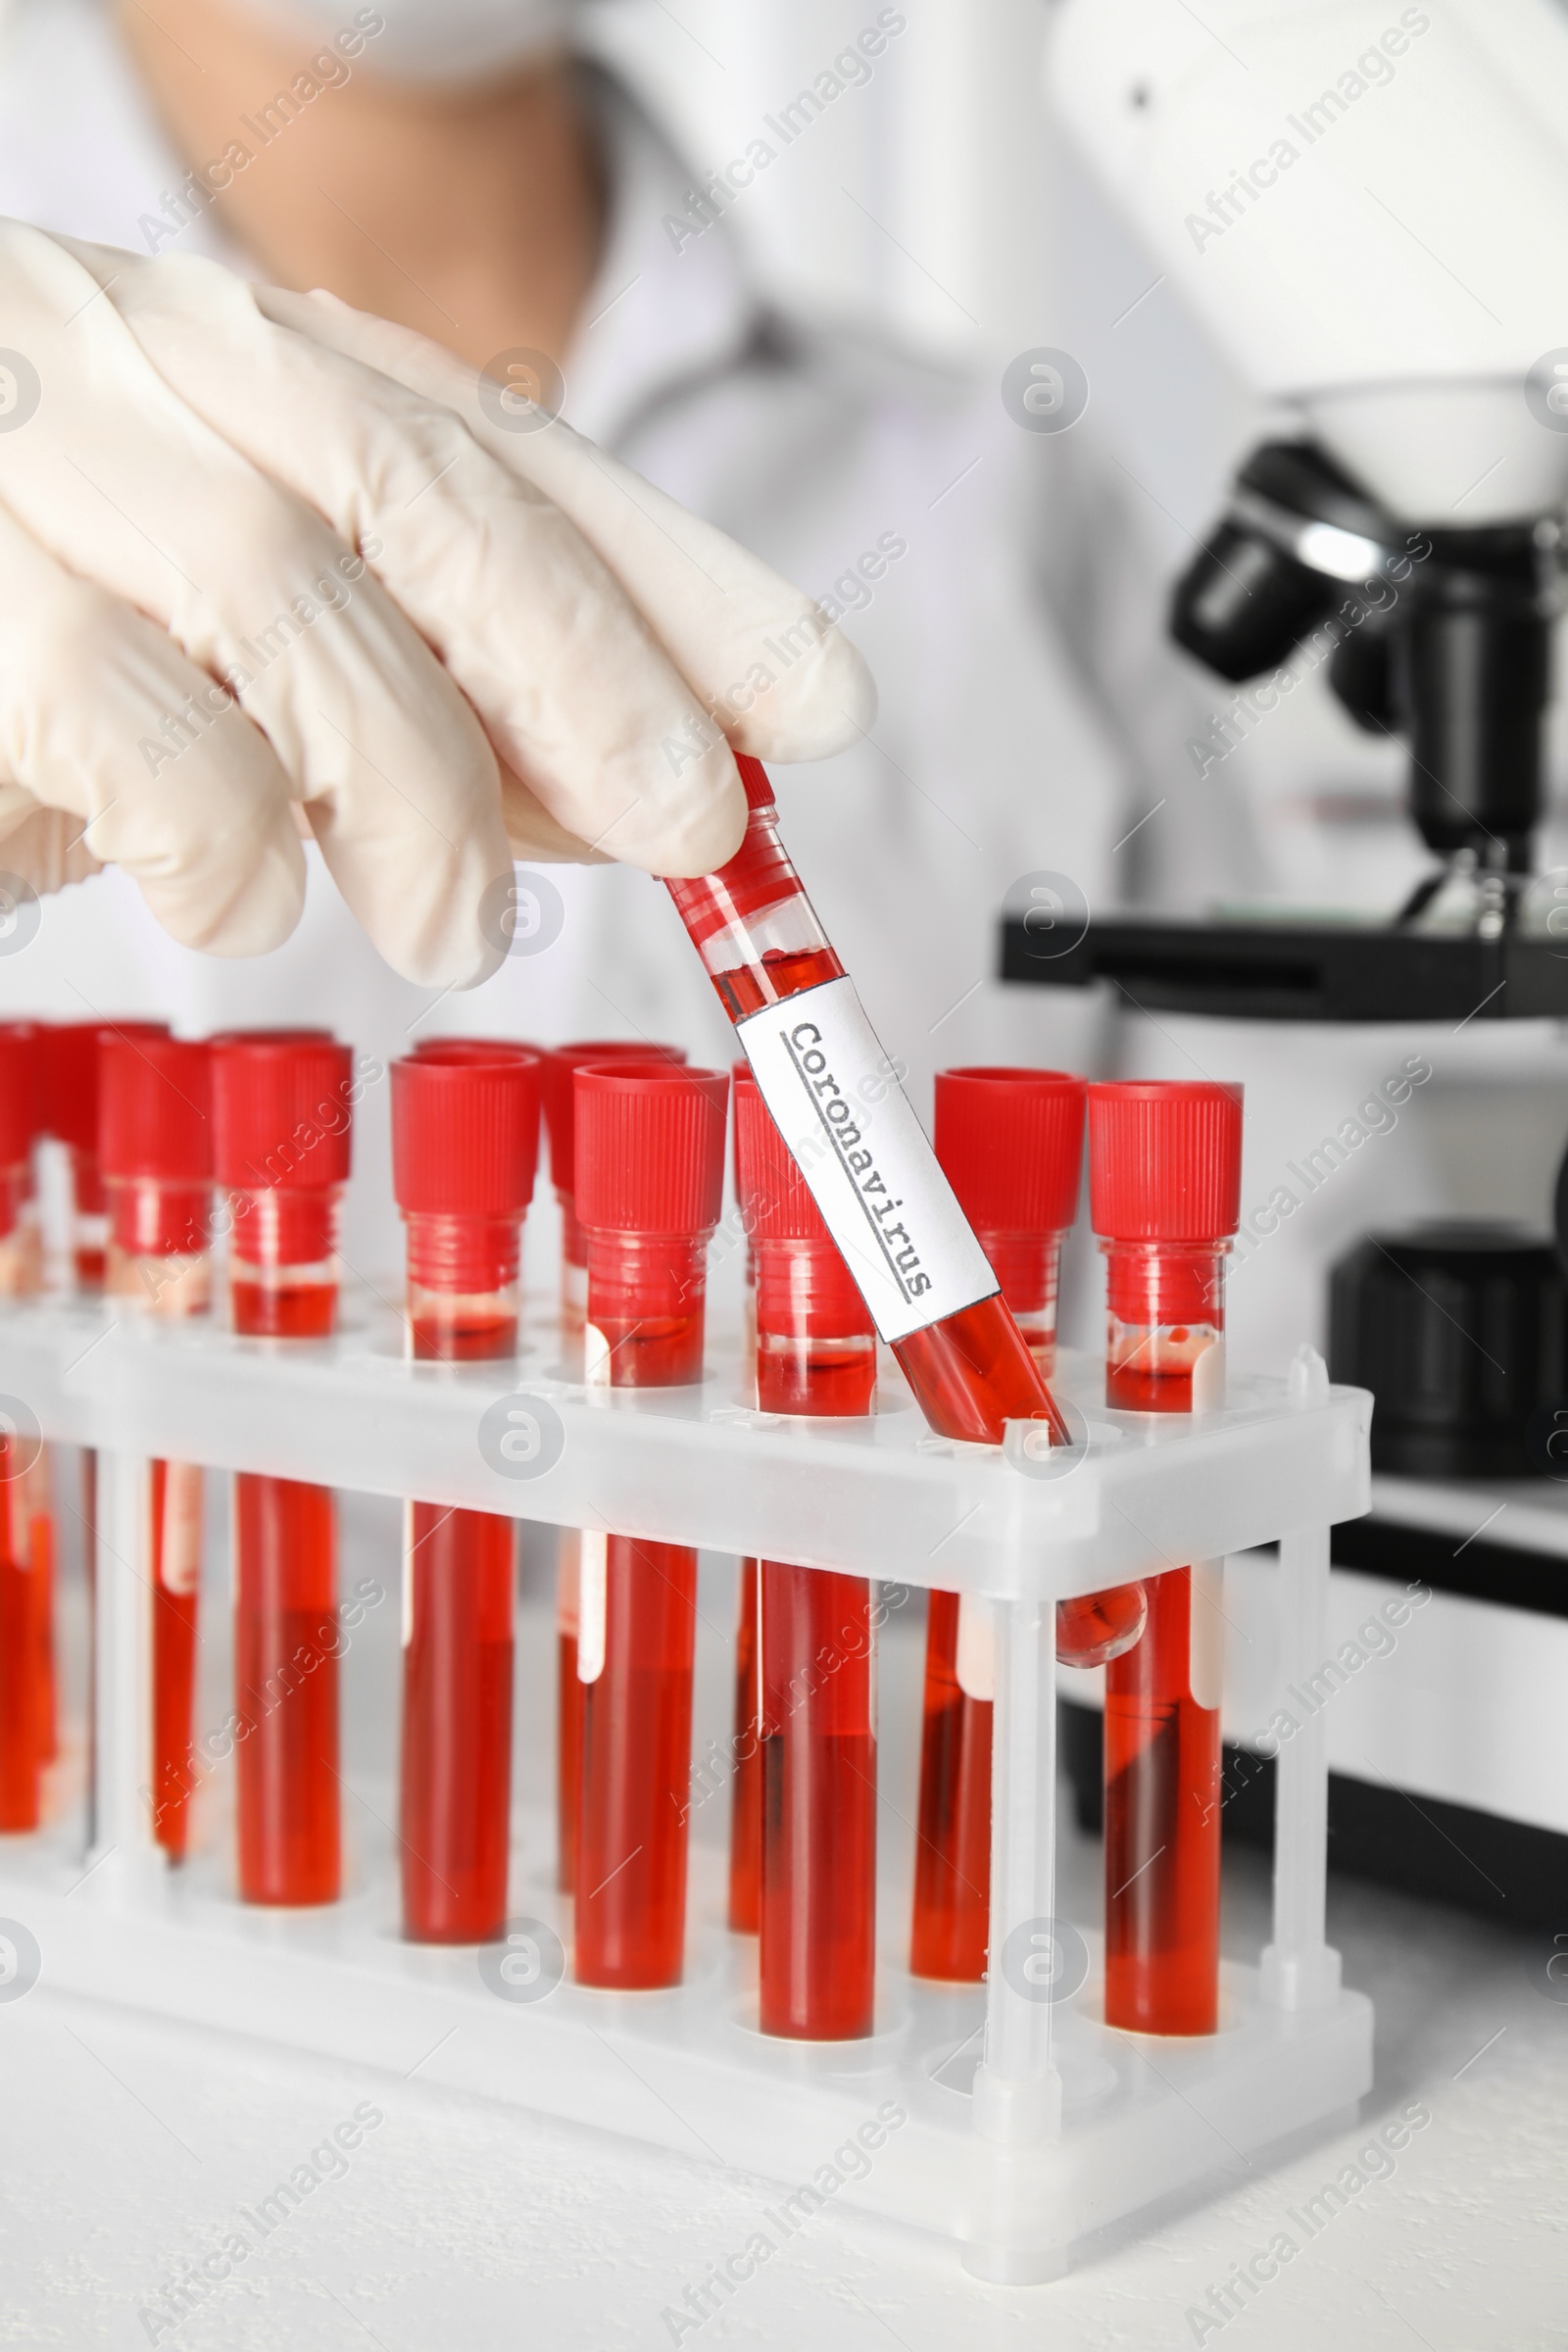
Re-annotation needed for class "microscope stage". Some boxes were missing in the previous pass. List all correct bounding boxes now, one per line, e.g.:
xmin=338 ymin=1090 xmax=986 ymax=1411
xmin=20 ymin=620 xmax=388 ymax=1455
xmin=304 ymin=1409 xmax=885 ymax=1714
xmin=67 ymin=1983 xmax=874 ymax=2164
xmin=1001 ymin=911 xmax=1568 ymax=1023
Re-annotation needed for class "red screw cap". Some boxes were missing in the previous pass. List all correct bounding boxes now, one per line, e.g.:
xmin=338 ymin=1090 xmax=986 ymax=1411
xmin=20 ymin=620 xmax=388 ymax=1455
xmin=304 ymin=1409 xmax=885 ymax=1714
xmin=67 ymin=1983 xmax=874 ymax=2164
xmin=42 ymin=1021 xmax=171 ymax=1154
xmin=1088 ymin=1081 xmax=1244 ymax=1242
xmin=99 ymin=1036 xmax=211 ymax=1183
xmin=0 ymin=1026 xmax=37 ymax=1171
xmin=392 ymin=1045 xmax=542 ymax=1220
xmin=738 ymin=753 xmax=775 ymax=813
xmin=411 ymin=1034 xmax=542 ymax=1063
xmin=936 ymin=1066 xmax=1086 ymax=1238
xmin=665 ymin=755 xmax=795 ymax=948
xmin=210 ymin=1031 xmax=353 ymax=1191
xmin=734 ymin=1069 xmax=833 ymax=1245
xmin=543 ymin=1039 xmax=686 ymax=1196
xmin=575 ymin=1062 xmax=728 ymax=1236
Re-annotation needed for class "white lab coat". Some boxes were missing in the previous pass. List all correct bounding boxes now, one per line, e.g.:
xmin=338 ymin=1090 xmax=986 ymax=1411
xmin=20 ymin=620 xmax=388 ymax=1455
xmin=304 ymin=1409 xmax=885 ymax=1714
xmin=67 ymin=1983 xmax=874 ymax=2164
xmin=3 ymin=0 xmax=1563 ymax=1370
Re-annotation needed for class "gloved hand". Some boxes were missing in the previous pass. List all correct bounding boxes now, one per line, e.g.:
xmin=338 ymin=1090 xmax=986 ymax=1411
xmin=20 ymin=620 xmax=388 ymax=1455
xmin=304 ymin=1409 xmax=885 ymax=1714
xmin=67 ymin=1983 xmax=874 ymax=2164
xmin=0 ymin=222 xmax=875 ymax=986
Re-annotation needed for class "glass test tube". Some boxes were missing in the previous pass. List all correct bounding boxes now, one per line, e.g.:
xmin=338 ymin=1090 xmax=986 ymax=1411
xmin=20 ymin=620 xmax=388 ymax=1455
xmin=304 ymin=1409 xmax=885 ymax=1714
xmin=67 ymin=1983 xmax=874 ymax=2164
xmin=214 ymin=1032 xmax=352 ymax=1908
xmin=0 ymin=1020 xmax=61 ymax=1782
xmin=727 ymin=1559 xmax=762 ymax=1934
xmin=0 ymin=1024 xmax=39 ymax=1824
xmin=737 ymin=1074 xmax=879 ymax=2038
xmin=911 ymin=1067 xmax=1147 ymax=1979
xmin=572 ymin=1062 xmax=728 ymax=1989
xmin=43 ymin=1020 xmax=172 ymax=1800
xmin=45 ymin=1021 xmax=167 ymax=1290
xmin=0 ymin=1027 xmax=38 ymax=1829
xmin=101 ymin=1035 xmax=213 ymax=1861
xmin=726 ymin=1060 xmax=761 ymax=1936
xmin=1092 ymin=1081 xmax=1242 ymax=2036
xmin=393 ymin=1043 xmax=541 ymax=1942
xmin=541 ymin=1040 xmax=685 ymax=1890
xmin=664 ymin=757 xmax=1141 ymax=1668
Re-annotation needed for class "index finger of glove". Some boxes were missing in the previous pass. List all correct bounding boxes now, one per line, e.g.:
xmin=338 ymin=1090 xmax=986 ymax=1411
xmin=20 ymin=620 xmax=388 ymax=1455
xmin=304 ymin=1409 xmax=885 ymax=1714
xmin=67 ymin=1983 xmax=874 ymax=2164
xmin=0 ymin=222 xmax=513 ymax=986
xmin=74 ymin=242 xmax=747 ymax=878
xmin=261 ymin=285 xmax=878 ymax=764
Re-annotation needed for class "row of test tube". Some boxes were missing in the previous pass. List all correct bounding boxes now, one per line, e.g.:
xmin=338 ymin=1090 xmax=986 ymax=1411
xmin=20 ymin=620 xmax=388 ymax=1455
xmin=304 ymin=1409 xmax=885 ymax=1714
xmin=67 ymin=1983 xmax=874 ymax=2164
xmin=0 ymin=1008 xmax=1242 ymax=2044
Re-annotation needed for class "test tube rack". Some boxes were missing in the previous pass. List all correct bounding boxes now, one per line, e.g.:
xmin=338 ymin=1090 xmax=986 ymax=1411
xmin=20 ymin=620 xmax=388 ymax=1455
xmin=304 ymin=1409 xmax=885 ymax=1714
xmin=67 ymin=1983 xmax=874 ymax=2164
xmin=0 ymin=1291 xmax=1373 ymax=2283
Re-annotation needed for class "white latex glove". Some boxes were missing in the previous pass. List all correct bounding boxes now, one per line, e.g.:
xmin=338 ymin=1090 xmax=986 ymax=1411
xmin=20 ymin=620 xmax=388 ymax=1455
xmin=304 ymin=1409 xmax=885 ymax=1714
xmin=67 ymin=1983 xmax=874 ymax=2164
xmin=0 ymin=223 xmax=875 ymax=986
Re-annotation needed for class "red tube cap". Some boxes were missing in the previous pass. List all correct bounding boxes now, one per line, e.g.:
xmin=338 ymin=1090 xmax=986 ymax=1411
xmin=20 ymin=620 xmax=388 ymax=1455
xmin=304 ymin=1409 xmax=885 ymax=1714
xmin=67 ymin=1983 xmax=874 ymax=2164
xmin=666 ymin=756 xmax=795 ymax=948
xmin=543 ymin=1039 xmax=686 ymax=1195
xmin=100 ymin=1036 xmax=212 ymax=1182
xmin=391 ymin=1045 xmax=542 ymax=1219
xmin=411 ymin=1034 xmax=542 ymax=1062
xmin=210 ymin=1031 xmax=353 ymax=1190
xmin=1088 ymin=1081 xmax=1244 ymax=1242
xmin=738 ymin=753 xmax=774 ymax=813
xmin=0 ymin=1027 xmax=37 ymax=1168
xmin=734 ymin=1070 xmax=832 ymax=1245
xmin=575 ymin=1062 xmax=728 ymax=1236
xmin=42 ymin=1021 xmax=171 ymax=1153
xmin=936 ymin=1066 xmax=1086 ymax=1238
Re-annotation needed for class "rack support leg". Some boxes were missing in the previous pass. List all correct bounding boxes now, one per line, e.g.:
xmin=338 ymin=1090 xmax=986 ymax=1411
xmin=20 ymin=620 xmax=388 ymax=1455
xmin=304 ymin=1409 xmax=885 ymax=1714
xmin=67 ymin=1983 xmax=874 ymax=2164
xmin=1261 ymin=1515 xmax=1342 ymax=2009
xmin=88 ymin=1451 xmax=161 ymax=1879
xmin=965 ymin=1591 xmax=1065 ymax=2283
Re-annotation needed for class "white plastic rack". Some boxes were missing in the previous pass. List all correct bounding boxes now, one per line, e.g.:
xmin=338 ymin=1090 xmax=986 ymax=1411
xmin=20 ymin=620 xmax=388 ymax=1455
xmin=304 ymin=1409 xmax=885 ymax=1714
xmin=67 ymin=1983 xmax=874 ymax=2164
xmin=0 ymin=1290 xmax=1374 ymax=2282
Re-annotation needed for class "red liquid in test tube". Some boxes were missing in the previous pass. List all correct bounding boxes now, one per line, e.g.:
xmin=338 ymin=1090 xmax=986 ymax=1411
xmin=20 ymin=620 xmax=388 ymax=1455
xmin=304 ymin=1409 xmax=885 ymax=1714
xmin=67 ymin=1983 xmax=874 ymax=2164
xmin=0 ymin=1021 xmax=44 ymax=1300
xmin=736 ymin=1074 xmax=879 ymax=2039
xmin=101 ymin=1034 xmax=213 ymax=1862
xmin=911 ymin=1067 xmax=1145 ymax=1979
xmin=0 ymin=1028 xmax=39 ymax=1829
xmin=726 ymin=1558 xmax=761 ymax=1934
xmin=46 ymin=1020 xmax=175 ymax=1796
xmin=213 ymin=1032 xmax=352 ymax=1907
xmin=664 ymin=759 xmax=1140 ymax=1666
xmin=0 ymin=1021 xmax=64 ymax=1772
xmin=571 ymin=1061 xmax=728 ymax=1989
xmin=540 ymin=1040 xmax=685 ymax=1890
xmin=726 ymin=1059 xmax=762 ymax=1936
xmin=1091 ymin=1081 xmax=1242 ymax=2036
xmin=46 ymin=1021 xmax=171 ymax=1293
xmin=393 ymin=1041 xmax=541 ymax=1942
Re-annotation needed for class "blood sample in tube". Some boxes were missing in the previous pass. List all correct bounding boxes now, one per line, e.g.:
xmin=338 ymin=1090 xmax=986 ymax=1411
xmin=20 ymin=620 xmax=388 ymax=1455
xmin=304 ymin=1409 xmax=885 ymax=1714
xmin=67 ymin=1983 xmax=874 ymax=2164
xmin=0 ymin=1027 xmax=38 ymax=1828
xmin=42 ymin=1018 xmax=171 ymax=1788
xmin=911 ymin=1066 xmax=1145 ymax=1978
xmin=0 ymin=1029 xmax=42 ymax=1822
xmin=737 ymin=1074 xmax=878 ymax=2037
xmin=101 ymin=1034 xmax=213 ymax=1862
xmin=393 ymin=1042 xmax=541 ymax=1942
xmin=214 ymin=1032 xmax=351 ymax=1906
xmin=726 ymin=1557 xmax=762 ymax=1935
xmin=726 ymin=1062 xmax=763 ymax=1934
xmin=664 ymin=758 xmax=1141 ymax=1668
xmin=1091 ymin=1081 xmax=1242 ymax=2036
xmin=572 ymin=1061 xmax=727 ymax=1989
xmin=541 ymin=1041 xmax=685 ymax=1888
xmin=0 ymin=1021 xmax=65 ymax=1767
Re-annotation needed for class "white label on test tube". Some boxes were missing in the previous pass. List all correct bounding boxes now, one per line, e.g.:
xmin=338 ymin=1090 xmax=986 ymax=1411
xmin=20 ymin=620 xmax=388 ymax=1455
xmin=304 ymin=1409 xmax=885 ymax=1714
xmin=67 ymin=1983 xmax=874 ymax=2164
xmin=956 ymin=1592 xmax=997 ymax=1702
xmin=736 ymin=975 xmax=998 ymax=1344
xmin=158 ymin=1462 xmax=203 ymax=1595
xmin=557 ymin=1530 xmax=580 ymax=1639
xmin=576 ymin=1530 xmax=608 ymax=1683
xmin=1190 ymin=1559 xmax=1225 ymax=1711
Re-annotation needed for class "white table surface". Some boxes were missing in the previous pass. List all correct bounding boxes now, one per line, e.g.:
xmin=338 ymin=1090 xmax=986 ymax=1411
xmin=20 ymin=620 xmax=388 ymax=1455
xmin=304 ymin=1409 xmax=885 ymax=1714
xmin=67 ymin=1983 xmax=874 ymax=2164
xmin=2 ymin=1496 xmax=1564 ymax=2350
xmin=3 ymin=1810 xmax=1564 ymax=2351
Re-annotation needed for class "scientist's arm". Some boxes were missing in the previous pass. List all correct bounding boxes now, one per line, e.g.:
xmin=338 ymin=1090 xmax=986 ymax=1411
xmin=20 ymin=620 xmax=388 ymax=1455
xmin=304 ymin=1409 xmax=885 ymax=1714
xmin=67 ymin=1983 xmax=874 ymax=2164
xmin=0 ymin=225 xmax=874 ymax=987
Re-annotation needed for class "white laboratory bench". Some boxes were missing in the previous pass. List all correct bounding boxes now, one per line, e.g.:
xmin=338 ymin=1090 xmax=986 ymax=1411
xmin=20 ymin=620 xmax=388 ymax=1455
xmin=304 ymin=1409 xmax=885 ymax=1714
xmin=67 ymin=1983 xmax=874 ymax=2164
xmin=1 ymin=1482 xmax=1563 ymax=2351
xmin=2 ymin=1800 xmax=1563 ymax=2350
